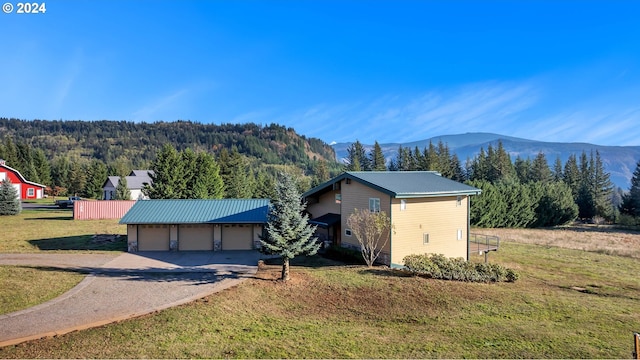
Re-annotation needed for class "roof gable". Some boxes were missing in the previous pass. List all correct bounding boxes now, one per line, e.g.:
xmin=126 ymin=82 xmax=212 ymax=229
xmin=103 ymin=175 xmax=152 ymax=190
xmin=120 ymin=199 xmax=270 ymax=224
xmin=303 ymin=171 xmax=481 ymax=199
xmin=0 ymin=163 xmax=46 ymax=188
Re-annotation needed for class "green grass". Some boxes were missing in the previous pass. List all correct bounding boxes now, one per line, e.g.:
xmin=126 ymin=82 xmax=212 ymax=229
xmin=0 ymin=266 xmax=85 ymax=315
xmin=1 ymin=241 xmax=638 ymax=358
xmin=0 ymin=209 xmax=126 ymax=253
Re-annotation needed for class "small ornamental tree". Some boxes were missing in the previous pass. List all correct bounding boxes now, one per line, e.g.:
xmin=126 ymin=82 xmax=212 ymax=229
xmin=346 ymin=208 xmax=392 ymax=267
xmin=115 ymin=175 xmax=131 ymax=200
xmin=260 ymin=172 xmax=320 ymax=281
xmin=0 ymin=179 xmax=21 ymax=215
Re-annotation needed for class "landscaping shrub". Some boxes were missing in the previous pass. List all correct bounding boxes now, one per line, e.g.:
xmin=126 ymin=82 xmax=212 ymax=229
xmin=322 ymin=245 xmax=366 ymax=265
xmin=403 ymin=253 xmax=518 ymax=283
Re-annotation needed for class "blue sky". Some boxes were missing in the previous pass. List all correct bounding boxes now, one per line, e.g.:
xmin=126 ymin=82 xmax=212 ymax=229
xmin=1 ymin=1 xmax=639 ymax=146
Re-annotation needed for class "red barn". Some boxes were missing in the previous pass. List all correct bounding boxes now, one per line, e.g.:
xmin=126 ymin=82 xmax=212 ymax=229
xmin=0 ymin=160 xmax=46 ymax=200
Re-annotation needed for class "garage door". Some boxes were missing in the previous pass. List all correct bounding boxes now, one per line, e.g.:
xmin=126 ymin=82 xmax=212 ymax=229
xmin=178 ymin=224 xmax=214 ymax=251
xmin=221 ymin=224 xmax=253 ymax=250
xmin=138 ymin=225 xmax=170 ymax=251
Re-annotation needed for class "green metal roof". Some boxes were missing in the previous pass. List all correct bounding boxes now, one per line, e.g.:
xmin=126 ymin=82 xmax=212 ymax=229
xmin=119 ymin=199 xmax=269 ymax=224
xmin=303 ymin=171 xmax=481 ymax=199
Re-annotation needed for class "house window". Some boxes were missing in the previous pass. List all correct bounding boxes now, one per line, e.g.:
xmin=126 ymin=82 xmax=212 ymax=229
xmin=345 ymin=229 xmax=352 ymax=237
xmin=400 ymin=199 xmax=407 ymax=211
xmin=27 ymin=188 xmax=34 ymax=197
xmin=369 ymin=198 xmax=380 ymax=213
xmin=423 ymin=233 xmax=430 ymax=245
xmin=335 ymin=193 xmax=342 ymax=204
xmin=457 ymin=229 xmax=463 ymax=241
xmin=456 ymin=196 xmax=462 ymax=206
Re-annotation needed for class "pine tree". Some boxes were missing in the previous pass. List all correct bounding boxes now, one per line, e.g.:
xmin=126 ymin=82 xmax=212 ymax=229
xmin=552 ymin=157 xmax=564 ymax=182
xmin=346 ymin=141 xmax=370 ymax=171
xmin=32 ymin=149 xmax=51 ymax=186
xmin=514 ymin=156 xmax=531 ymax=183
xmin=620 ymin=160 xmax=640 ymax=217
xmin=144 ymin=144 xmax=185 ymax=199
xmin=191 ymin=152 xmax=224 ymax=199
xmin=530 ymin=152 xmax=552 ymax=183
xmin=83 ymin=160 xmax=107 ymax=199
xmin=563 ymin=154 xmax=580 ymax=198
xmin=115 ymin=175 xmax=131 ymax=200
xmin=591 ymin=150 xmax=614 ymax=220
xmin=370 ymin=141 xmax=387 ymax=171
xmin=259 ymin=172 xmax=320 ymax=281
xmin=0 ymin=179 xmax=21 ymax=215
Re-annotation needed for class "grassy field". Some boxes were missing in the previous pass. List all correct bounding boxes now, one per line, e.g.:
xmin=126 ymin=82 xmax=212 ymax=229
xmin=0 ymin=209 xmax=127 ymax=252
xmin=0 ymin=266 xmax=85 ymax=315
xmin=1 ymin=235 xmax=638 ymax=358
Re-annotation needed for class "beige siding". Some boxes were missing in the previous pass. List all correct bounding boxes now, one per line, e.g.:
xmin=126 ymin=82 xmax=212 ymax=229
xmin=127 ymin=224 xmax=138 ymax=251
xmin=341 ymin=180 xmax=391 ymax=254
xmin=306 ymin=189 xmax=341 ymax=218
xmin=390 ymin=196 xmax=468 ymax=266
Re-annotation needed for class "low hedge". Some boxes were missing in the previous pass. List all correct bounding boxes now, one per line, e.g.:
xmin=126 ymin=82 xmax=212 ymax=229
xmin=322 ymin=245 xmax=367 ymax=265
xmin=403 ymin=253 xmax=518 ymax=283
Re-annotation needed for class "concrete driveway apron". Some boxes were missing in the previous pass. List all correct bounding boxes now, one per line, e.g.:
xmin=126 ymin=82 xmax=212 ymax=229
xmin=0 ymin=251 xmax=260 ymax=347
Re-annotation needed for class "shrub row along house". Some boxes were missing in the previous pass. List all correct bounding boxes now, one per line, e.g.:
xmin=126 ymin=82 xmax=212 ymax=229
xmin=0 ymin=159 xmax=46 ymax=200
xmin=120 ymin=171 xmax=481 ymax=268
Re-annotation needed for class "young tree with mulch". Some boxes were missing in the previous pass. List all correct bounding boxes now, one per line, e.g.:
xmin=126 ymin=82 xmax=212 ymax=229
xmin=0 ymin=179 xmax=21 ymax=215
xmin=346 ymin=208 xmax=392 ymax=267
xmin=260 ymin=172 xmax=319 ymax=281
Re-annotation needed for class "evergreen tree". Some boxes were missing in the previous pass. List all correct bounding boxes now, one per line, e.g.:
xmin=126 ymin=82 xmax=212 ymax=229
xmin=83 ymin=160 xmax=107 ymax=199
xmin=531 ymin=152 xmax=552 ymax=183
xmin=180 ymin=148 xmax=198 ymax=198
xmin=221 ymin=148 xmax=254 ymax=198
xmin=32 ymin=149 xmax=51 ymax=186
xmin=591 ymin=150 xmax=614 ymax=220
xmin=620 ymin=160 xmax=640 ymax=217
xmin=311 ymin=160 xmax=330 ymax=187
xmin=259 ymin=172 xmax=320 ymax=281
xmin=67 ymin=160 xmax=87 ymax=196
xmin=514 ymin=156 xmax=531 ymax=183
xmin=552 ymin=157 xmax=564 ymax=182
xmin=0 ymin=179 xmax=21 ymax=215
xmin=449 ymin=154 xmax=465 ymax=182
xmin=144 ymin=144 xmax=185 ymax=199
xmin=530 ymin=181 xmax=578 ymax=227
xmin=346 ymin=140 xmax=370 ymax=171
xmin=191 ymin=152 xmax=224 ymax=199
xmin=563 ymin=154 xmax=580 ymax=198
xmin=115 ymin=175 xmax=131 ymax=200
xmin=0 ymin=138 xmax=19 ymax=170
xmin=51 ymin=156 xmax=70 ymax=189
xmin=254 ymin=170 xmax=276 ymax=199
xmin=370 ymin=141 xmax=387 ymax=171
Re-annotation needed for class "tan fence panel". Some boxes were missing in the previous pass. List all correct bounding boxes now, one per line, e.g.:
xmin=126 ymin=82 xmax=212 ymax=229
xmin=73 ymin=200 xmax=136 ymax=220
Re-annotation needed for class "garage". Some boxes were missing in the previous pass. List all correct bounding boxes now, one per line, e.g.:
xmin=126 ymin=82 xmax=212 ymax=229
xmin=222 ymin=224 xmax=253 ymax=250
xmin=120 ymin=199 xmax=269 ymax=253
xmin=178 ymin=224 xmax=214 ymax=251
xmin=137 ymin=224 xmax=170 ymax=251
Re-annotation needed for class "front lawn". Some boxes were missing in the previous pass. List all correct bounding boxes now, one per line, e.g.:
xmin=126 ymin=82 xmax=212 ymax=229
xmin=0 ymin=210 xmax=126 ymax=253
xmin=0 ymin=266 xmax=84 ymax=315
xmin=1 ymin=240 xmax=638 ymax=358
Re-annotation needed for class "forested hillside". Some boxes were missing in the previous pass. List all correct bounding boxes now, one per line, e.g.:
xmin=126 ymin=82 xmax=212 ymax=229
xmin=0 ymin=118 xmax=341 ymax=198
xmin=0 ymin=118 xmax=336 ymax=167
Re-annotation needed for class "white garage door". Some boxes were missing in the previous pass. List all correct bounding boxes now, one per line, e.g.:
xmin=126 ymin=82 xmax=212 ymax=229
xmin=138 ymin=225 xmax=170 ymax=251
xmin=221 ymin=224 xmax=253 ymax=250
xmin=178 ymin=224 xmax=214 ymax=251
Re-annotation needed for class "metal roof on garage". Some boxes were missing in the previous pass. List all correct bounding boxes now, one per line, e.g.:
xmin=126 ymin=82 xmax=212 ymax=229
xmin=119 ymin=199 xmax=270 ymax=224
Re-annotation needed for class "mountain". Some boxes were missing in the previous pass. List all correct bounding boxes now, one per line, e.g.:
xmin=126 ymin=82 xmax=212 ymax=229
xmin=333 ymin=133 xmax=640 ymax=189
xmin=0 ymin=117 xmax=337 ymax=172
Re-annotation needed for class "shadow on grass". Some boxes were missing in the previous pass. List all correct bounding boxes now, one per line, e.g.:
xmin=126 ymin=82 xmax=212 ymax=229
xmin=28 ymin=235 xmax=127 ymax=251
xmin=357 ymin=268 xmax=413 ymax=278
xmin=261 ymin=254 xmax=353 ymax=268
xmin=24 ymin=216 xmax=73 ymax=221
xmin=14 ymin=265 xmax=247 ymax=285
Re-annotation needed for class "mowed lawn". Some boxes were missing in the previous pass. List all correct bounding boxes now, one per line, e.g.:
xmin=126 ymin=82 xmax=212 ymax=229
xmin=1 ymin=225 xmax=638 ymax=358
xmin=0 ymin=209 xmax=127 ymax=252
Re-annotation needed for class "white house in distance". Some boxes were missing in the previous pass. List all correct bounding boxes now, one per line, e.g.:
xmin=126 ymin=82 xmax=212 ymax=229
xmin=102 ymin=170 xmax=154 ymax=200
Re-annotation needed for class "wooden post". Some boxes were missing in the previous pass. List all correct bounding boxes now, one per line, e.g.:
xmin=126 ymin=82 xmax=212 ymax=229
xmin=633 ymin=332 xmax=639 ymax=359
